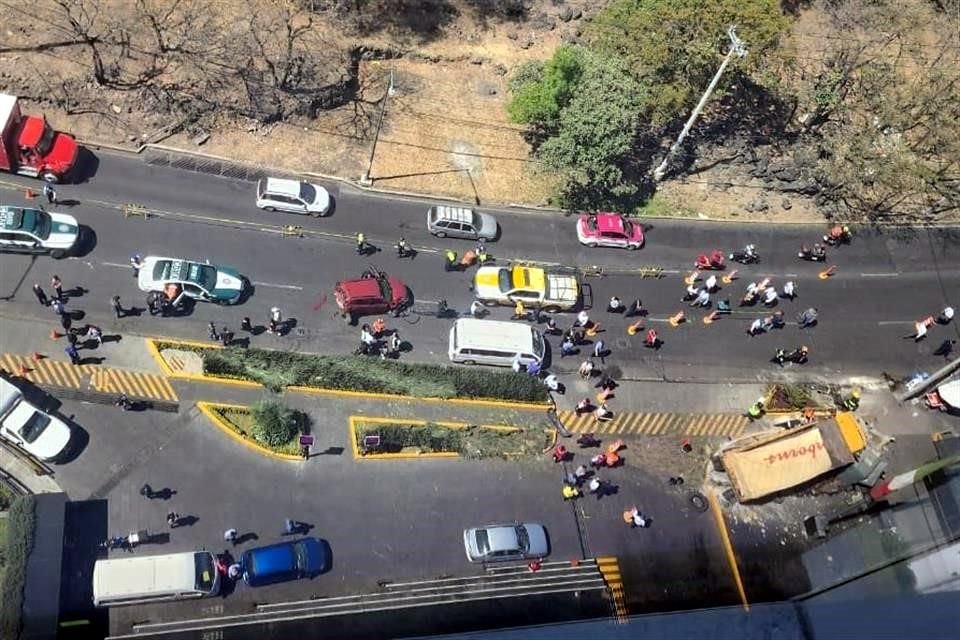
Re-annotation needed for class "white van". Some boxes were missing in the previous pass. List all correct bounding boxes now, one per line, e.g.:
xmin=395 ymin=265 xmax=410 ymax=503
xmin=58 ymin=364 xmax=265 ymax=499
xmin=92 ymin=551 xmax=220 ymax=607
xmin=448 ymin=318 xmax=545 ymax=367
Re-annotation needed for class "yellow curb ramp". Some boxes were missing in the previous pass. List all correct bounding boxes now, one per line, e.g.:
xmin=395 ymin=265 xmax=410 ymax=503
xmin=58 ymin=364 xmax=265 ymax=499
xmin=146 ymin=338 xmax=551 ymax=410
xmin=349 ymin=415 xmax=527 ymax=460
xmin=558 ymin=410 xmax=748 ymax=438
xmin=1 ymin=353 xmax=178 ymax=403
xmin=596 ymin=556 xmax=628 ymax=622
xmin=197 ymin=401 xmax=302 ymax=462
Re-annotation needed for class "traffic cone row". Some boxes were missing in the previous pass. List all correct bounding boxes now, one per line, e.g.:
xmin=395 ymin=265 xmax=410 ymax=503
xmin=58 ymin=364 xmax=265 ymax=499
xmin=626 ymin=319 xmax=644 ymax=335
xmin=721 ymin=269 xmax=738 ymax=284
xmin=683 ymin=271 xmax=699 ymax=286
xmin=585 ymin=321 xmax=601 ymax=337
xmin=819 ymin=265 xmax=837 ymax=280
xmin=702 ymin=310 xmax=719 ymax=324
xmin=668 ymin=310 xmax=685 ymax=327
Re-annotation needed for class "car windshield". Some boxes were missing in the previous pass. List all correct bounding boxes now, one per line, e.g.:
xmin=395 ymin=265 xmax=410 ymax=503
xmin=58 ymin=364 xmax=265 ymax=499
xmin=532 ymin=330 xmax=544 ymax=358
xmin=498 ymin=269 xmax=512 ymax=294
xmin=515 ymin=526 xmax=529 ymax=553
xmin=299 ymin=183 xmax=317 ymax=203
xmin=475 ymin=529 xmax=490 ymax=555
xmin=194 ymin=552 xmax=216 ymax=591
xmin=585 ymin=215 xmax=597 ymax=231
xmin=377 ymin=276 xmax=392 ymax=301
xmin=17 ymin=410 xmax=51 ymax=443
xmin=35 ymin=122 xmax=55 ymax=156
xmin=187 ymin=263 xmax=218 ymax=290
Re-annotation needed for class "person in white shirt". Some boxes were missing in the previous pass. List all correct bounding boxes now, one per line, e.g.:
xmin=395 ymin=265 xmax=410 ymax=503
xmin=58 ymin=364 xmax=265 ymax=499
xmin=577 ymin=310 xmax=590 ymax=327
xmin=705 ymin=275 xmax=718 ymax=292
xmin=748 ymin=318 xmax=763 ymax=335
xmin=692 ymin=289 xmax=710 ymax=307
xmin=543 ymin=374 xmax=560 ymax=391
xmin=763 ymin=287 xmax=778 ymax=305
xmin=470 ymin=300 xmax=486 ymax=318
xmin=782 ymin=281 xmax=795 ymax=299
xmin=360 ymin=325 xmax=376 ymax=345
xmin=511 ymin=353 xmax=523 ymax=373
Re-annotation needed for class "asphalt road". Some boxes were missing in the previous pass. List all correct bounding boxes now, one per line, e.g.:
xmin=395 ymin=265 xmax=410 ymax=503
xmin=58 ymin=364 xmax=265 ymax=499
xmin=2 ymin=148 xmax=959 ymax=382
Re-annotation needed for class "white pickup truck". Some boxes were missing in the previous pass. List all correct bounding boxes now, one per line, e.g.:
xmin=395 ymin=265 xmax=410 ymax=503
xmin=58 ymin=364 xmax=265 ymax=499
xmin=473 ymin=264 xmax=580 ymax=312
xmin=0 ymin=376 xmax=71 ymax=461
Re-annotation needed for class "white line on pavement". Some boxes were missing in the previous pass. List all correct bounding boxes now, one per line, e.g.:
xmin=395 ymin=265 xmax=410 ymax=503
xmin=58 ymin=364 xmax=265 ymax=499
xmin=861 ymin=272 xmax=900 ymax=277
xmin=252 ymin=281 xmax=304 ymax=291
xmin=877 ymin=320 xmax=913 ymax=325
xmin=101 ymin=261 xmax=130 ymax=269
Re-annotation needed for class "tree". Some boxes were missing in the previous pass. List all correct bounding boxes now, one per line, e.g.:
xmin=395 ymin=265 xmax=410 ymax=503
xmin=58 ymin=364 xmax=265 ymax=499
xmin=507 ymin=45 xmax=585 ymax=136
xmin=250 ymin=398 xmax=299 ymax=447
xmin=533 ymin=50 xmax=648 ymax=210
xmin=588 ymin=0 xmax=788 ymax=127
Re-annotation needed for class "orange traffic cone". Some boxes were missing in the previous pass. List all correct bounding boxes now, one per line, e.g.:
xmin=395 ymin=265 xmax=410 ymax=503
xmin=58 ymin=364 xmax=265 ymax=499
xmin=703 ymin=310 xmax=719 ymax=324
xmin=24 ymin=187 xmax=36 ymax=200
xmin=626 ymin=319 xmax=644 ymax=335
xmin=585 ymin=321 xmax=601 ymax=337
xmin=819 ymin=265 xmax=837 ymax=280
xmin=669 ymin=310 xmax=685 ymax=327
xmin=50 ymin=329 xmax=63 ymax=339
xmin=31 ymin=352 xmax=44 ymax=361
xmin=597 ymin=388 xmax=614 ymax=403
xmin=16 ymin=364 xmax=31 ymax=376
xmin=721 ymin=269 xmax=739 ymax=285
xmin=684 ymin=271 xmax=699 ymax=286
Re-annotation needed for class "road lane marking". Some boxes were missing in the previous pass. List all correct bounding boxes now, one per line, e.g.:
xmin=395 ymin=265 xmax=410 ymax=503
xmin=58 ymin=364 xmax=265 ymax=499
xmin=708 ymin=491 xmax=749 ymax=611
xmin=252 ymin=281 xmax=304 ymax=291
xmin=861 ymin=272 xmax=899 ymax=277
xmin=877 ymin=320 xmax=914 ymax=325
xmin=100 ymin=261 xmax=131 ymax=269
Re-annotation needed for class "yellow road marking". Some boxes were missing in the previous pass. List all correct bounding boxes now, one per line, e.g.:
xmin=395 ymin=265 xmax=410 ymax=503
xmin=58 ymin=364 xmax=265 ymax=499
xmin=708 ymin=491 xmax=750 ymax=610
xmin=596 ymin=556 xmax=629 ymax=621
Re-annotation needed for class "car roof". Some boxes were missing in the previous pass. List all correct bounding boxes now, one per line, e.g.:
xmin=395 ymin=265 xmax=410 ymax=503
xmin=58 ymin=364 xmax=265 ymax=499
xmin=484 ymin=525 xmax=521 ymax=552
xmin=432 ymin=206 xmax=475 ymax=224
xmin=0 ymin=206 xmax=42 ymax=232
xmin=244 ymin=541 xmax=297 ymax=576
xmin=264 ymin=177 xmax=303 ymax=198
xmin=595 ymin=212 xmax=626 ymax=234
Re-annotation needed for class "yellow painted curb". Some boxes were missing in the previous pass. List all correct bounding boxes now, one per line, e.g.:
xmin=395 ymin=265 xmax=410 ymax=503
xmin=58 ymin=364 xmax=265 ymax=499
xmin=146 ymin=338 xmax=551 ymax=410
xmin=197 ymin=401 xmax=302 ymax=462
xmin=349 ymin=415 xmax=525 ymax=460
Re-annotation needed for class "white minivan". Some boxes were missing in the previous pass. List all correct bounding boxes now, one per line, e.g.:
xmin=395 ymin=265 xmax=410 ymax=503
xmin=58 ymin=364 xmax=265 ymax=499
xmin=448 ymin=318 xmax=545 ymax=367
xmin=255 ymin=177 xmax=330 ymax=216
xmin=92 ymin=551 xmax=220 ymax=607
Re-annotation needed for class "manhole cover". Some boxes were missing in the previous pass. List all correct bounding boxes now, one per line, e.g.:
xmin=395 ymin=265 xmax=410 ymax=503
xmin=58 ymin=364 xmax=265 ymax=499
xmin=689 ymin=492 xmax=709 ymax=512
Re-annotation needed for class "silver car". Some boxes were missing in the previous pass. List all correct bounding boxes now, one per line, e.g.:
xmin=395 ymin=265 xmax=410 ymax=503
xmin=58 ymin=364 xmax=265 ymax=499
xmin=463 ymin=522 xmax=549 ymax=563
xmin=427 ymin=205 xmax=498 ymax=241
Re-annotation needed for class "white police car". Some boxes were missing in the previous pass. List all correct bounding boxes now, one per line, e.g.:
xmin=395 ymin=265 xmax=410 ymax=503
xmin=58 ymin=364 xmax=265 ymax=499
xmin=137 ymin=256 xmax=246 ymax=305
xmin=0 ymin=205 xmax=79 ymax=258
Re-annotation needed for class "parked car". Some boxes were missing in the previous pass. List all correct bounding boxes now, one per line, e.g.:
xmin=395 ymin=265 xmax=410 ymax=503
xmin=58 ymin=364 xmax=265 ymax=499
xmin=241 ymin=537 xmax=329 ymax=587
xmin=576 ymin=212 xmax=644 ymax=250
xmin=0 ymin=205 xmax=79 ymax=258
xmin=0 ymin=375 xmax=71 ymax=461
xmin=463 ymin=522 xmax=549 ymax=563
xmin=256 ymin=177 xmax=330 ymax=217
xmin=334 ymin=267 xmax=410 ymax=324
xmin=137 ymin=256 xmax=246 ymax=305
xmin=426 ymin=205 xmax=498 ymax=241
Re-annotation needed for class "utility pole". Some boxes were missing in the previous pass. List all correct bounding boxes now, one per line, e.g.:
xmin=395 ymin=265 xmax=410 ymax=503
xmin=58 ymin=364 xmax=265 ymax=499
xmin=360 ymin=69 xmax=395 ymax=186
xmin=652 ymin=26 xmax=747 ymax=183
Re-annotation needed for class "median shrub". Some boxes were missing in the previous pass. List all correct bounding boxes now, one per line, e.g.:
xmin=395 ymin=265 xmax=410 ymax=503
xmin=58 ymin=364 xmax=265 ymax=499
xmin=250 ymin=398 xmax=299 ymax=448
xmin=0 ymin=495 xmax=36 ymax=640
xmin=203 ymin=347 xmax=549 ymax=402
xmin=355 ymin=422 xmax=550 ymax=459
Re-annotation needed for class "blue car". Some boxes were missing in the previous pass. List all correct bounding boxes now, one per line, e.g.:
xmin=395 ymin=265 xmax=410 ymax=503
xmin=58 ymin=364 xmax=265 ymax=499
xmin=241 ymin=537 xmax=329 ymax=587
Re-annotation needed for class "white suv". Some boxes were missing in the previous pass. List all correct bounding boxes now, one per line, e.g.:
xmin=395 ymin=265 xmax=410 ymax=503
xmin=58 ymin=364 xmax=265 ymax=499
xmin=256 ymin=178 xmax=331 ymax=217
xmin=0 ymin=376 xmax=71 ymax=461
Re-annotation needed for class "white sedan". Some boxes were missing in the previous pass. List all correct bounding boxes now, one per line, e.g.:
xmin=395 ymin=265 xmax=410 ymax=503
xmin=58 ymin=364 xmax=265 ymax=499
xmin=137 ymin=256 xmax=246 ymax=305
xmin=0 ymin=377 xmax=71 ymax=461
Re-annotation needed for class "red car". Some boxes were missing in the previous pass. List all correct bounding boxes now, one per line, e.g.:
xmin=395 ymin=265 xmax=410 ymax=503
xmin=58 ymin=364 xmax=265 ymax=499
xmin=334 ymin=268 xmax=410 ymax=324
xmin=576 ymin=212 xmax=644 ymax=250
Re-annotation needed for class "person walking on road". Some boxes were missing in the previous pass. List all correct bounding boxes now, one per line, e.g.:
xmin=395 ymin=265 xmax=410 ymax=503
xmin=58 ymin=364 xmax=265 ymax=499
xmin=50 ymin=274 xmax=63 ymax=301
xmin=470 ymin=300 xmax=486 ymax=318
xmin=224 ymin=528 xmax=238 ymax=546
xmin=560 ymin=336 xmax=576 ymax=357
xmin=607 ymin=296 xmax=623 ymax=313
xmin=208 ymin=322 xmax=219 ymax=341
xmin=167 ymin=512 xmax=180 ymax=528
xmin=140 ymin=484 xmax=154 ymax=499
xmin=86 ymin=325 xmax=103 ymax=347
xmin=241 ymin=317 xmax=252 ymax=333
xmin=130 ymin=254 xmax=144 ymax=277
xmin=593 ymin=339 xmax=605 ymax=359
xmin=42 ymin=182 xmax=57 ymax=204
xmin=443 ymin=249 xmax=458 ymax=272
xmin=625 ymin=299 xmax=643 ymax=317
xmin=65 ymin=343 xmax=80 ymax=365
xmin=111 ymin=295 xmax=125 ymax=319
xmin=32 ymin=283 xmax=48 ymax=306
xmin=356 ymin=232 xmax=368 ymax=255
xmin=934 ymin=339 xmax=956 ymax=359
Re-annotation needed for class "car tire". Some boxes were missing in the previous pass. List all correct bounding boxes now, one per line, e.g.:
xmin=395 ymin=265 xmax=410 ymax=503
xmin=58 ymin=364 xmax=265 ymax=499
xmin=436 ymin=231 xmax=446 ymax=238
xmin=588 ymin=242 xmax=598 ymax=248
xmin=479 ymin=237 xmax=490 ymax=243
xmin=264 ymin=206 xmax=275 ymax=212
xmin=310 ymin=211 xmax=322 ymax=218
xmin=462 ymin=360 xmax=476 ymax=366
xmin=482 ymin=300 xmax=497 ymax=307
xmin=627 ymin=244 xmax=638 ymax=251
xmin=543 ymin=305 xmax=561 ymax=314
xmin=50 ymin=250 xmax=66 ymax=259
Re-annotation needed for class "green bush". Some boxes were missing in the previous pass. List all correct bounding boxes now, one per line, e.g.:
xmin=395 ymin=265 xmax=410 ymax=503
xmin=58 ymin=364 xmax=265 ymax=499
xmin=0 ymin=495 xmax=36 ymax=640
xmin=203 ymin=347 xmax=549 ymax=402
xmin=250 ymin=398 xmax=299 ymax=447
